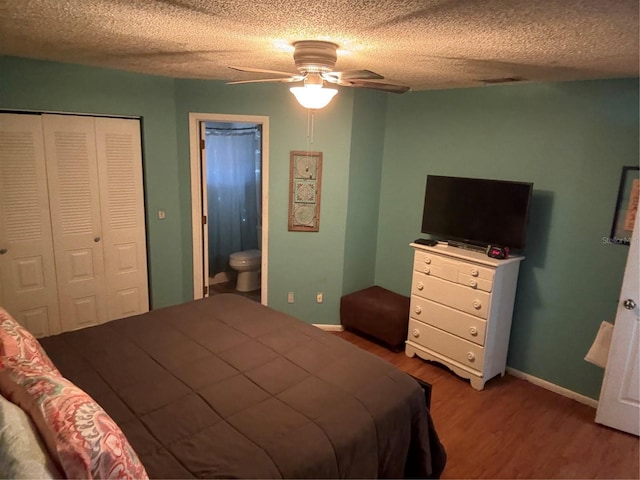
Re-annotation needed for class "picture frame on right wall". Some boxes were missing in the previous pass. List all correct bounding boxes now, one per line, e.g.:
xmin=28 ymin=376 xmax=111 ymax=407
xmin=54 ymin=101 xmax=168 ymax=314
xmin=609 ymin=166 xmax=639 ymax=245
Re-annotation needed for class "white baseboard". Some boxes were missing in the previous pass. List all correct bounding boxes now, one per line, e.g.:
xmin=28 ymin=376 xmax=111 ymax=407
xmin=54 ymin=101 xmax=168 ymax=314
xmin=506 ymin=367 xmax=598 ymax=408
xmin=313 ymin=324 xmax=344 ymax=332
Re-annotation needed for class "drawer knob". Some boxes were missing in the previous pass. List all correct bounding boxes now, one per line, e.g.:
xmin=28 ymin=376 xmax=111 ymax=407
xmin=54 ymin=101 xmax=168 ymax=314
xmin=412 ymin=328 xmax=420 ymax=338
xmin=469 ymin=326 xmax=478 ymax=336
xmin=469 ymin=279 xmax=478 ymax=288
xmin=414 ymin=306 xmax=422 ymax=315
xmin=423 ymin=267 xmax=430 ymax=274
xmin=467 ymin=352 xmax=475 ymax=362
xmin=424 ymin=257 xmax=431 ymax=264
xmin=473 ymin=300 xmax=481 ymax=310
xmin=470 ymin=268 xmax=479 ymax=277
xmin=416 ymin=282 xmax=424 ymax=291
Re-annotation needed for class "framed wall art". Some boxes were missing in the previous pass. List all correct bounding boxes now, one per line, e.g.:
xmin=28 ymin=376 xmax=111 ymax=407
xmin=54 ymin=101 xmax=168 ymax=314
xmin=609 ymin=165 xmax=639 ymax=245
xmin=288 ymin=151 xmax=322 ymax=232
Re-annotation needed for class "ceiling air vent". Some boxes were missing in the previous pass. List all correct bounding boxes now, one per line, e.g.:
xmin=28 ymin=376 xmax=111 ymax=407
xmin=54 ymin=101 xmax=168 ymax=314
xmin=478 ymin=77 xmax=526 ymax=84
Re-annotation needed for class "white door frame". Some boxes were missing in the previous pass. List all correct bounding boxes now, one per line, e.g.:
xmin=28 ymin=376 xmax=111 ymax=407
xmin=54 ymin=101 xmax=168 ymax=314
xmin=595 ymin=216 xmax=639 ymax=435
xmin=188 ymin=112 xmax=269 ymax=305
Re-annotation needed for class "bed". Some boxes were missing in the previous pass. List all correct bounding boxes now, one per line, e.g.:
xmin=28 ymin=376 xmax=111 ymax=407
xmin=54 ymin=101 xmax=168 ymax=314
xmin=2 ymin=294 xmax=446 ymax=479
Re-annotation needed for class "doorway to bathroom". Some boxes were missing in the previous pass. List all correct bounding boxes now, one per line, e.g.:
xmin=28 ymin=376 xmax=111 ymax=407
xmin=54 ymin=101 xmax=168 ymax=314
xmin=189 ymin=113 xmax=269 ymax=305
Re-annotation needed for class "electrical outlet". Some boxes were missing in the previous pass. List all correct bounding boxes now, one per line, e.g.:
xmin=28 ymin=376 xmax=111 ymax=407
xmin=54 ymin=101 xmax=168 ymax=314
xmin=287 ymin=292 xmax=294 ymax=303
xmin=316 ymin=292 xmax=323 ymax=303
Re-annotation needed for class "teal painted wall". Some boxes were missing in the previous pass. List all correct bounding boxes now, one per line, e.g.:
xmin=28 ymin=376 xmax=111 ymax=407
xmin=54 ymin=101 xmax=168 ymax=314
xmin=342 ymin=90 xmax=387 ymax=294
xmin=375 ymin=79 xmax=639 ymax=399
xmin=0 ymin=56 xmax=359 ymax=325
xmin=2 ymin=55 xmax=637 ymax=398
xmin=174 ymin=79 xmax=356 ymax=325
xmin=0 ymin=56 xmax=183 ymax=309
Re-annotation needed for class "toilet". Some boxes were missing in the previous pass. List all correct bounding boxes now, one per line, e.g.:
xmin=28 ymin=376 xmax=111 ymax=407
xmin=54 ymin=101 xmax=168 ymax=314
xmin=229 ymin=250 xmax=262 ymax=292
xmin=229 ymin=226 xmax=262 ymax=292
xmin=229 ymin=249 xmax=261 ymax=292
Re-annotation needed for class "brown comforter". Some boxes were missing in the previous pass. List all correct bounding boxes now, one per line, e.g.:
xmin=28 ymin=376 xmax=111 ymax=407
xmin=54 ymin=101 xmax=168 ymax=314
xmin=39 ymin=294 xmax=446 ymax=478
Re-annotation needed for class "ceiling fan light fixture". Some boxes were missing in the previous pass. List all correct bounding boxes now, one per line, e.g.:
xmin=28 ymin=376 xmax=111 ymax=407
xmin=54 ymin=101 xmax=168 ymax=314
xmin=290 ymin=85 xmax=338 ymax=109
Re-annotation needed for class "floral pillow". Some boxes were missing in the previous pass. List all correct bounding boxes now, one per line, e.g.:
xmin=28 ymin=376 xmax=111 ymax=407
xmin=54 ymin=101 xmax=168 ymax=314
xmin=0 ymin=367 xmax=148 ymax=480
xmin=0 ymin=307 xmax=59 ymax=373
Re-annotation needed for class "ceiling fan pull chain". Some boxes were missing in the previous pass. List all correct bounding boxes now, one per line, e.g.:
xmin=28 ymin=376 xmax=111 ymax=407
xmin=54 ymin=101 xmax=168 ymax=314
xmin=310 ymin=110 xmax=315 ymax=145
xmin=305 ymin=108 xmax=315 ymax=153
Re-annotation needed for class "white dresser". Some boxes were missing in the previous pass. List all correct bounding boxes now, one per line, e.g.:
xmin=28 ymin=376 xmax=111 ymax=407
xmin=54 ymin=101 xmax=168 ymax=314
xmin=405 ymin=243 xmax=524 ymax=390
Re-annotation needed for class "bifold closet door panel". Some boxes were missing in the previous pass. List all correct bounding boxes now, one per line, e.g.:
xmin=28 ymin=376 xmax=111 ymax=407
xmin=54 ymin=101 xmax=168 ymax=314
xmin=94 ymin=117 xmax=149 ymax=320
xmin=0 ymin=114 xmax=62 ymax=336
xmin=42 ymin=114 xmax=108 ymax=331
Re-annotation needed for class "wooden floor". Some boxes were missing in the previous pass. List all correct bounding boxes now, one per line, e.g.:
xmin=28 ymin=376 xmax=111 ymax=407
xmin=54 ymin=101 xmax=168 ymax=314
xmin=333 ymin=330 xmax=639 ymax=479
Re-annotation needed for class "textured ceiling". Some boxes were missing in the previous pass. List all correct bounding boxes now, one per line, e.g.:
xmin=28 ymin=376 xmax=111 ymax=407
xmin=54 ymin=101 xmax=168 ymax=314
xmin=0 ymin=0 xmax=638 ymax=91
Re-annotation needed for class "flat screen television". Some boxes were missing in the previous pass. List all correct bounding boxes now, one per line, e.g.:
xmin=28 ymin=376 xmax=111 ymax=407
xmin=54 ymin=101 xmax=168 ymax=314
xmin=421 ymin=175 xmax=533 ymax=250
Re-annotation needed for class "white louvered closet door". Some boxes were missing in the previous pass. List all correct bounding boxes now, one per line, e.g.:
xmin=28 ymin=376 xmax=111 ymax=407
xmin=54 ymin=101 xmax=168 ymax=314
xmin=95 ymin=117 xmax=149 ymax=320
xmin=0 ymin=114 xmax=62 ymax=336
xmin=1 ymin=113 xmax=148 ymax=334
xmin=43 ymin=114 xmax=108 ymax=331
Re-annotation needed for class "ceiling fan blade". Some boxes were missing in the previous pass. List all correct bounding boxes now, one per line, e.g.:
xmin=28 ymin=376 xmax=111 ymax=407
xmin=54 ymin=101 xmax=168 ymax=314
xmin=229 ymin=65 xmax=300 ymax=77
xmin=346 ymin=80 xmax=410 ymax=94
xmin=227 ymin=77 xmax=303 ymax=85
xmin=323 ymin=69 xmax=384 ymax=82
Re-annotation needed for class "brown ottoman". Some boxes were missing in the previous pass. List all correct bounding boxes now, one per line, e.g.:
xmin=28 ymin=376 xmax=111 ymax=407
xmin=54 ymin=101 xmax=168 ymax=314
xmin=340 ymin=286 xmax=410 ymax=351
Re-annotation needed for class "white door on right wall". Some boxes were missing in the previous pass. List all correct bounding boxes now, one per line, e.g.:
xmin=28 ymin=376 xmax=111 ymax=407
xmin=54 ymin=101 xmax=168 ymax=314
xmin=595 ymin=215 xmax=639 ymax=436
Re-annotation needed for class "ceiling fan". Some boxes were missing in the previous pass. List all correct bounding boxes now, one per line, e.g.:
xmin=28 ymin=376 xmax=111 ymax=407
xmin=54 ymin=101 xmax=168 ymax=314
xmin=227 ymin=41 xmax=410 ymax=109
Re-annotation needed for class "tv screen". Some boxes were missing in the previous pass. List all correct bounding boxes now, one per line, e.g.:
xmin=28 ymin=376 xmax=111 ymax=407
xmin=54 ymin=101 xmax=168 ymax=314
xmin=421 ymin=175 xmax=533 ymax=250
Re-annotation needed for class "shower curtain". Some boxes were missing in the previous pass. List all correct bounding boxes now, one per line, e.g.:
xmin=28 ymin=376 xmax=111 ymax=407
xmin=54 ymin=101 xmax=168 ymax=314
xmin=206 ymin=126 xmax=261 ymax=276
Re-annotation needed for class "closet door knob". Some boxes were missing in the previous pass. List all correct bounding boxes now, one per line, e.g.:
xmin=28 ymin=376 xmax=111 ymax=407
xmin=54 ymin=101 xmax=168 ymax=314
xmin=94 ymin=237 xmax=101 ymax=243
xmin=0 ymin=248 xmax=7 ymax=255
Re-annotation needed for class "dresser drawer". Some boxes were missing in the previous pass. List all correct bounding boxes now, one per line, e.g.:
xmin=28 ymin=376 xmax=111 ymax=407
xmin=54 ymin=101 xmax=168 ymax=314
xmin=413 ymin=251 xmax=494 ymax=292
xmin=410 ymin=296 xmax=487 ymax=345
xmin=457 ymin=273 xmax=493 ymax=292
xmin=413 ymin=253 xmax=457 ymax=282
xmin=411 ymin=272 xmax=490 ymax=319
xmin=408 ymin=319 xmax=484 ymax=372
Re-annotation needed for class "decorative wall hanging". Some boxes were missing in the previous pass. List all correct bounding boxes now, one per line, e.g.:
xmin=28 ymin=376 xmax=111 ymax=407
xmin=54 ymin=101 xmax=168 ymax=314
xmin=609 ymin=166 xmax=639 ymax=245
xmin=288 ymin=151 xmax=322 ymax=232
